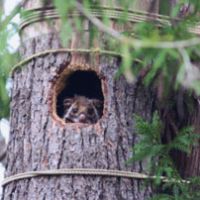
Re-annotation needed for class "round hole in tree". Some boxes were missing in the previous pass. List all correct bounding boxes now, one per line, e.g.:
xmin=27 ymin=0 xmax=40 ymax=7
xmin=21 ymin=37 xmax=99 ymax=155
xmin=56 ymin=70 xmax=104 ymax=124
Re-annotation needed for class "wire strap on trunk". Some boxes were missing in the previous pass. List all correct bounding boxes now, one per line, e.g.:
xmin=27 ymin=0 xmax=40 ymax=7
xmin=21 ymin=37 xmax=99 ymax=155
xmin=2 ymin=168 xmax=189 ymax=186
xmin=20 ymin=6 xmax=200 ymax=35
xmin=10 ymin=48 xmax=141 ymax=77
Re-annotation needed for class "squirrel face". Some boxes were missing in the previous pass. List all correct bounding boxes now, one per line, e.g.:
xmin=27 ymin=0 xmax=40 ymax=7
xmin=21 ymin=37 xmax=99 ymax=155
xmin=63 ymin=95 xmax=103 ymax=124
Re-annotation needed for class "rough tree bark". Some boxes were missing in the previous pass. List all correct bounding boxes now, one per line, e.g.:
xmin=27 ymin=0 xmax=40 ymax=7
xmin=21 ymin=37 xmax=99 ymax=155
xmin=2 ymin=0 xmax=200 ymax=199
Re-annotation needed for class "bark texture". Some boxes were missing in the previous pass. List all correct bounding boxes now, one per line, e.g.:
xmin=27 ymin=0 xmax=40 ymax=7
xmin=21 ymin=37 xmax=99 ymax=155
xmin=2 ymin=33 xmax=156 ymax=199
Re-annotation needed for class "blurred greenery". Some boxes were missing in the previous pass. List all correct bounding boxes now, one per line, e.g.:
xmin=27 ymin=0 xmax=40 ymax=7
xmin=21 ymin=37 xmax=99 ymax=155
xmin=0 ymin=4 xmax=19 ymax=118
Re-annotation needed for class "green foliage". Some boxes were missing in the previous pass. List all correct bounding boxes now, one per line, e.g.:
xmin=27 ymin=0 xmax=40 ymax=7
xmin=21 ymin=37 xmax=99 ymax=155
xmin=132 ymin=112 xmax=200 ymax=200
xmin=115 ymin=1 xmax=200 ymax=96
xmin=133 ymin=113 xmax=176 ymax=178
xmin=0 ymin=6 xmax=20 ymax=118
xmin=150 ymin=177 xmax=200 ymax=200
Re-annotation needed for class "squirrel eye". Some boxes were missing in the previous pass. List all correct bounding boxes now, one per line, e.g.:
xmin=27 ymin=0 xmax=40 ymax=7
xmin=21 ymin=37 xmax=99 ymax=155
xmin=72 ymin=108 xmax=78 ymax=113
xmin=63 ymin=99 xmax=72 ymax=108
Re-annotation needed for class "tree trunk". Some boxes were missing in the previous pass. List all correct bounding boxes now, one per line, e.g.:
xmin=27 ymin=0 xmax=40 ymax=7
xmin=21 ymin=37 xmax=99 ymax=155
xmin=2 ymin=1 xmax=159 ymax=199
xmin=3 ymin=44 xmax=156 ymax=199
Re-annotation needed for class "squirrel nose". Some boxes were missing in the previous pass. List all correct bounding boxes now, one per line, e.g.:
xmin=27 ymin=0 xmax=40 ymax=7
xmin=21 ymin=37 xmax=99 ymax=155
xmin=79 ymin=114 xmax=86 ymax=122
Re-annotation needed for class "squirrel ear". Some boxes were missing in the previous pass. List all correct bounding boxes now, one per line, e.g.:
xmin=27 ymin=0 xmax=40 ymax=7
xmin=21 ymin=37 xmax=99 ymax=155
xmin=92 ymin=99 xmax=103 ymax=109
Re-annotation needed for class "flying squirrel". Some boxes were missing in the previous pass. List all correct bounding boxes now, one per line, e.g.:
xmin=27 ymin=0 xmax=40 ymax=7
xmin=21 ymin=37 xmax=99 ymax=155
xmin=63 ymin=95 xmax=103 ymax=124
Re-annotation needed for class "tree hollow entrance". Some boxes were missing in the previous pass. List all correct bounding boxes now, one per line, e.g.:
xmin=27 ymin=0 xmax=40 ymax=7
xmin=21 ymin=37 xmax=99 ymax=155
xmin=55 ymin=69 xmax=104 ymax=124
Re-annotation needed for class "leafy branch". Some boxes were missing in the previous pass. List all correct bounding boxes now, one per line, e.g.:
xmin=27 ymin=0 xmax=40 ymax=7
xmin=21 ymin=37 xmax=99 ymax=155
xmin=74 ymin=1 xmax=200 ymax=95
xmin=76 ymin=1 xmax=200 ymax=49
xmin=132 ymin=112 xmax=200 ymax=200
